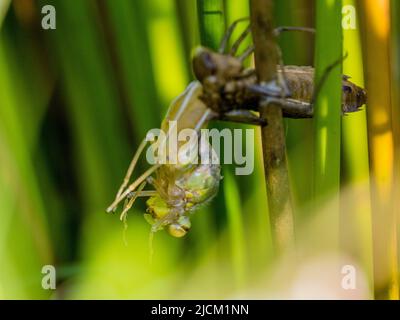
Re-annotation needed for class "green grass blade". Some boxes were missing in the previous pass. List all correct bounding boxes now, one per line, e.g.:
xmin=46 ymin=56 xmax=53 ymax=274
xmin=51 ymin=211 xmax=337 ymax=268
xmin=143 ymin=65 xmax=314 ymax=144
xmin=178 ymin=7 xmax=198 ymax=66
xmin=275 ymin=0 xmax=315 ymax=212
xmin=341 ymin=0 xmax=373 ymax=291
xmin=197 ymin=0 xmax=225 ymax=50
xmin=313 ymin=0 xmax=343 ymax=252
xmin=223 ymin=171 xmax=246 ymax=288
xmin=0 ymin=0 xmax=10 ymax=28
xmin=197 ymin=0 xmax=250 ymax=290
xmin=104 ymin=0 xmax=162 ymax=137
xmin=313 ymin=0 xmax=343 ymax=205
xmin=146 ymin=0 xmax=189 ymax=108
xmin=0 ymin=34 xmax=53 ymax=299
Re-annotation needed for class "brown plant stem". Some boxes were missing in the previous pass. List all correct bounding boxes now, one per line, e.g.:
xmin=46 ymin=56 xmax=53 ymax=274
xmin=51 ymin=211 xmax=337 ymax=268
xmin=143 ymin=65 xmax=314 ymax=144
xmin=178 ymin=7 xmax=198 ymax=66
xmin=358 ymin=0 xmax=399 ymax=299
xmin=250 ymin=0 xmax=294 ymax=253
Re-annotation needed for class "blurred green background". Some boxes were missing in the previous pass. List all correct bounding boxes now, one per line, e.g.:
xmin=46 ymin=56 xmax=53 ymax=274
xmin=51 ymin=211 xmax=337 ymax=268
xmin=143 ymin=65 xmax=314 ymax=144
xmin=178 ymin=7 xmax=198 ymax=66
xmin=0 ymin=0 xmax=273 ymax=299
xmin=0 ymin=0 xmax=398 ymax=299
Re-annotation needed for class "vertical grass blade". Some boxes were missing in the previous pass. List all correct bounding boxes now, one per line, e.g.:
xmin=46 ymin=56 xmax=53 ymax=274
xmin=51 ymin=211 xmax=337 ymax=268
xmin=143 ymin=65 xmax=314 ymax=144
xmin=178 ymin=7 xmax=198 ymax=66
xmin=313 ymin=0 xmax=342 ymax=253
xmin=175 ymin=0 xmax=200 ymax=77
xmin=313 ymin=0 xmax=343 ymax=203
xmin=197 ymin=0 xmax=225 ymax=50
xmin=197 ymin=0 xmax=248 ymax=291
xmin=194 ymin=1 xmax=225 ymax=261
xmin=48 ymin=0 xmax=130 ymax=207
xmin=0 ymin=0 xmax=10 ymax=28
xmin=359 ymin=0 xmax=399 ymax=299
xmin=223 ymin=171 xmax=246 ymax=288
xmin=341 ymin=0 xmax=373 ymax=290
xmin=275 ymin=0 xmax=315 ymax=220
xmin=250 ymin=0 xmax=294 ymax=254
xmin=104 ymin=0 xmax=162 ymax=137
xmin=146 ymin=0 xmax=189 ymax=108
xmin=223 ymin=0 xmax=250 ymax=289
xmin=0 ymin=32 xmax=53 ymax=298
xmin=391 ymin=0 xmax=400 ymax=299
xmin=225 ymin=0 xmax=273 ymax=274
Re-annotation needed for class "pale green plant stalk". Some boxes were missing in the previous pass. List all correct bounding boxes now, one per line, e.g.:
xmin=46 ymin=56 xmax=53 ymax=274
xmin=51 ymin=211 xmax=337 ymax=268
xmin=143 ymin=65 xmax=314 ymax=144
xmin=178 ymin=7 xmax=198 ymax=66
xmin=275 ymin=0 xmax=315 ymax=214
xmin=313 ymin=0 xmax=342 ymax=248
xmin=223 ymin=171 xmax=246 ymax=288
xmin=0 ymin=0 xmax=10 ymax=28
xmin=341 ymin=0 xmax=373 ymax=292
xmin=197 ymin=0 xmax=225 ymax=50
xmin=197 ymin=0 xmax=247 ymax=290
xmin=0 ymin=35 xmax=53 ymax=298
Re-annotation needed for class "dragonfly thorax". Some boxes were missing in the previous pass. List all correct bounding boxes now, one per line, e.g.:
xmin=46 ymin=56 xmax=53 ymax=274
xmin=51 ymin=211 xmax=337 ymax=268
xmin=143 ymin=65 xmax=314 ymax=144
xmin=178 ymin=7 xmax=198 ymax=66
xmin=192 ymin=47 xmax=243 ymax=82
xmin=145 ymin=143 xmax=221 ymax=237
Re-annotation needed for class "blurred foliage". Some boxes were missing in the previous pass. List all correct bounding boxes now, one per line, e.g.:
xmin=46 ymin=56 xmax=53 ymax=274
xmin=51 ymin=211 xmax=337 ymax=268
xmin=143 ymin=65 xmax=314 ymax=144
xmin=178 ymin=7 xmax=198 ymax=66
xmin=358 ymin=0 xmax=399 ymax=299
xmin=0 ymin=0 xmax=398 ymax=299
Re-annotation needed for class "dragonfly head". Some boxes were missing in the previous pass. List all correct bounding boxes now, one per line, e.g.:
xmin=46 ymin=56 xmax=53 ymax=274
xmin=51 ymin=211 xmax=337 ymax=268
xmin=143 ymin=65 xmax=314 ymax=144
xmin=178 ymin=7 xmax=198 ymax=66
xmin=145 ymin=196 xmax=191 ymax=237
xmin=357 ymin=88 xmax=367 ymax=108
xmin=166 ymin=216 xmax=191 ymax=238
xmin=192 ymin=47 xmax=243 ymax=83
xmin=342 ymin=78 xmax=367 ymax=113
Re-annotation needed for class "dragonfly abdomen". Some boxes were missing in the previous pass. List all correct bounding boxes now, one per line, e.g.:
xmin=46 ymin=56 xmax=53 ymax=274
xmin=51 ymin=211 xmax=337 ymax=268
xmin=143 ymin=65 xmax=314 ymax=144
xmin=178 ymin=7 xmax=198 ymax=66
xmin=279 ymin=65 xmax=367 ymax=113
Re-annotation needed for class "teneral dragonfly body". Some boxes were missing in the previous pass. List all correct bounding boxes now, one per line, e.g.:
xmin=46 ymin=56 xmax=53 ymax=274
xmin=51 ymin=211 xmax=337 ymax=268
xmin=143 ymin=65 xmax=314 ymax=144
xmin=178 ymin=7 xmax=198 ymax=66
xmin=107 ymin=22 xmax=367 ymax=239
xmin=193 ymin=47 xmax=367 ymax=119
xmin=144 ymin=82 xmax=221 ymax=237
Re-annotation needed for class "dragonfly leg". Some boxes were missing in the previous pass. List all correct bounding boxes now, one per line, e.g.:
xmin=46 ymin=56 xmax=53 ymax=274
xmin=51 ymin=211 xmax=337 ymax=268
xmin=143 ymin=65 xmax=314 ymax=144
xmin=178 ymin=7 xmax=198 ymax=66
xmin=272 ymin=26 xmax=315 ymax=97
xmin=219 ymin=17 xmax=249 ymax=53
xmin=146 ymin=176 xmax=169 ymax=200
xmin=273 ymin=26 xmax=315 ymax=37
xmin=246 ymin=48 xmax=291 ymax=98
xmin=260 ymin=97 xmax=314 ymax=119
xmin=230 ymin=25 xmax=251 ymax=56
xmin=126 ymin=190 xmax=158 ymax=199
xmin=120 ymin=182 xmax=148 ymax=221
xmin=238 ymin=45 xmax=254 ymax=62
xmin=311 ymin=53 xmax=348 ymax=105
xmin=114 ymin=138 xmax=148 ymax=204
xmin=275 ymin=44 xmax=291 ymax=97
xmin=248 ymin=82 xmax=288 ymax=98
xmin=238 ymin=26 xmax=314 ymax=62
xmin=219 ymin=109 xmax=267 ymax=126
xmin=107 ymin=164 xmax=161 ymax=213
xmin=280 ymin=100 xmax=313 ymax=118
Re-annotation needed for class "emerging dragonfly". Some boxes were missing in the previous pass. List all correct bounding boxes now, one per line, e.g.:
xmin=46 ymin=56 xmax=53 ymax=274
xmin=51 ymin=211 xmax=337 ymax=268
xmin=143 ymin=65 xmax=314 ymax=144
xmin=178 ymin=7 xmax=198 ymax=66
xmin=106 ymin=19 xmax=367 ymax=238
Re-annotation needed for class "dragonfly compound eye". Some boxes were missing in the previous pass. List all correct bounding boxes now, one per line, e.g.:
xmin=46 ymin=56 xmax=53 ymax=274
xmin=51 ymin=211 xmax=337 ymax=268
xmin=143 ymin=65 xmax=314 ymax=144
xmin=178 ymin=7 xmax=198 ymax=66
xmin=342 ymin=85 xmax=352 ymax=93
xmin=192 ymin=47 xmax=217 ymax=81
xmin=167 ymin=216 xmax=191 ymax=238
xmin=167 ymin=224 xmax=187 ymax=237
xmin=357 ymin=89 xmax=367 ymax=107
xmin=342 ymin=82 xmax=367 ymax=113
